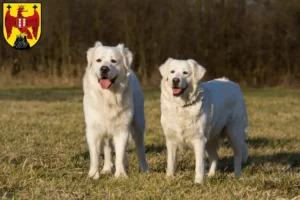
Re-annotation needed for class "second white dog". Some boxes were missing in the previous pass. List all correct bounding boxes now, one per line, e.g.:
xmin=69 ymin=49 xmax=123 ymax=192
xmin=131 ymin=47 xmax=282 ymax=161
xmin=159 ymin=58 xmax=248 ymax=183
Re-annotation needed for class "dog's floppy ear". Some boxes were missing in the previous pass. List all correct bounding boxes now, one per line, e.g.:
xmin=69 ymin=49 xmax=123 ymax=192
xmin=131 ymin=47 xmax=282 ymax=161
xmin=94 ymin=41 xmax=103 ymax=47
xmin=86 ymin=47 xmax=95 ymax=67
xmin=117 ymin=43 xmax=133 ymax=72
xmin=188 ymin=59 xmax=206 ymax=82
xmin=86 ymin=41 xmax=103 ymax=67
xmin=159 ymin=58 xmax=173 ymax=80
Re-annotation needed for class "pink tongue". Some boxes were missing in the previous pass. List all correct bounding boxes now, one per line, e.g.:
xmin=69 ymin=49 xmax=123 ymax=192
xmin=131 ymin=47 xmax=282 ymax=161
xmin=99 ymin=79 xmax=112 ymax=89
xmin=173 ymin=88 xmax=182 ymax=95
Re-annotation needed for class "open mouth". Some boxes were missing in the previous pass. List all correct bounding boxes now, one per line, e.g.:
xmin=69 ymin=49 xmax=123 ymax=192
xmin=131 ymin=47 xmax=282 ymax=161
xmin=98 ymin=76 xmax=117 ymax=89
xmin=172 ymin=86 xmax=187 ymax=96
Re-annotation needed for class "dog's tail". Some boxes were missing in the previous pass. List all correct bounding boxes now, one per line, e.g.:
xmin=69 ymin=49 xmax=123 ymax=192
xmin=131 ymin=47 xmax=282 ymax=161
xmin=243 ymin=106 xmax=249 ymax=138
xmin=237 ymin=87 xmax=248 ymax=139
xmin=242 ymin=97 xmax=249 ymax=163
xmin=235 ymin=87 xmax=249 ymax=163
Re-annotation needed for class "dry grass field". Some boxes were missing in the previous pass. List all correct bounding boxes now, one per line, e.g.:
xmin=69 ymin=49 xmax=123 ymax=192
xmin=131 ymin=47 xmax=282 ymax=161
xmin=0 ymin=87 xmax=300 ymax=199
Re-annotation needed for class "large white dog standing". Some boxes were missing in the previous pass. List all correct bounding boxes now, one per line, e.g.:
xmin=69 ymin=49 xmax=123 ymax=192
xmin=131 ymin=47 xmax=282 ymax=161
xmin=159 ymin=58 xmax=248 ymax=183
xmin=83 ymin=41 xmax=148 ymax=179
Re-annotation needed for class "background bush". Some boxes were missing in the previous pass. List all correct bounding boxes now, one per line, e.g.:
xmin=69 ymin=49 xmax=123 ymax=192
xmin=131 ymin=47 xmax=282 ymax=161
xmin=1 ymin=0 xmax=299 ymax=86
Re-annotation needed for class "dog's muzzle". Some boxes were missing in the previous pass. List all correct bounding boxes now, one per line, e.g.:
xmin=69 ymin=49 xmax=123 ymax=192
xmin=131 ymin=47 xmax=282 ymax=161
xmin=172 ymin=78 xmax=187 ymax=96
xmin=98 ymin=76 xmax=117 ymax=89
xmin=100 ymin=66 xmax=110 ymax=77
xmin=172 ymin=86 xmax=187 ymax=96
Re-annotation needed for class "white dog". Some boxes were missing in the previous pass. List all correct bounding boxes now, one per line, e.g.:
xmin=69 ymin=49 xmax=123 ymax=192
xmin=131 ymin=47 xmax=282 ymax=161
xmin=83 ymin=41 xmax=148 ymax=179
xmin=159 ymin=58 xmax=248 ymax=183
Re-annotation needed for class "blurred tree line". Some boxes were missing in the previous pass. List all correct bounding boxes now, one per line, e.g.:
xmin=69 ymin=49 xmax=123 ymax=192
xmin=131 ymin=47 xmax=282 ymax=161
xmin=0 ymin=0 xmax=299 ymax=86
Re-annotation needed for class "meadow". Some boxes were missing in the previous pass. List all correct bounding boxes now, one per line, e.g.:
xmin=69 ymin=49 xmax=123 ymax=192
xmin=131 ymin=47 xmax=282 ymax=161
xmin=0 ymin=87 xmax=300 ymax=199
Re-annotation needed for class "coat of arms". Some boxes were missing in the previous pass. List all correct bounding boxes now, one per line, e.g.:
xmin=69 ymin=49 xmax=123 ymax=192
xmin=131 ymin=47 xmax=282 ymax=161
xmin=3 ymin=3 xmax=41 ymax=50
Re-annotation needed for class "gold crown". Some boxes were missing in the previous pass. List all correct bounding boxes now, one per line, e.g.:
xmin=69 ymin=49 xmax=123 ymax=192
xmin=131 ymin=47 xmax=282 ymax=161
xmin=18 ymin=5 xmax=24 ymax=9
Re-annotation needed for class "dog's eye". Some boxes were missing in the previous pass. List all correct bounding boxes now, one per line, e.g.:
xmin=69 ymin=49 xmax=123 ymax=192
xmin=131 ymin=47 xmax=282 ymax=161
xmin=183 ymin=71 xmax=189 ymax=75
xmin=170 ymin=70 xmax=175 ymax=74
xmin=111 ymin=59 xmax=117 ymax=63
xmin=96 ymin=59 xmax=102 ymax=62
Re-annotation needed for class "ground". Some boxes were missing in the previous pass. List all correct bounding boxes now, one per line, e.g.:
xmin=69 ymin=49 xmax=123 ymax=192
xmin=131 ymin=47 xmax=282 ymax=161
xmin=0 ymin=87 xmax=299 ymax=199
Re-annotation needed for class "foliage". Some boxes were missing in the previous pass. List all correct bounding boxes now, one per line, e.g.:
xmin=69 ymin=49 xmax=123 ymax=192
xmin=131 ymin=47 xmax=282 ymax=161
xmin=1 ymin=0 xmax=300 ymax=86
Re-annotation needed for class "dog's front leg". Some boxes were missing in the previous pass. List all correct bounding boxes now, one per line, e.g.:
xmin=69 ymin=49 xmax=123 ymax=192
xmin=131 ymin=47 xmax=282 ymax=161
xmin=113 ymin=131 xmax=129 ymax=178
xmin=192 ymin=138 xmax=206 ymax=184
xmin=86 ymin=127 xmax=103 ymax=180
xmin=166 ymin=140 xmax=177 ymax=177
xmin=101 ymin=138 xmax=114 ymax=174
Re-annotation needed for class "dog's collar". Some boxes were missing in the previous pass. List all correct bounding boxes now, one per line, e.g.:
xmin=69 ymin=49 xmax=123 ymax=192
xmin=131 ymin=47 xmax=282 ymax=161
xmin=183 ymin=97 xmax=200 ymax=107
xmin=182 ymin=96 xmax=202 ymax=107
xmin=182 ymin=84 xmax=203 ymax=107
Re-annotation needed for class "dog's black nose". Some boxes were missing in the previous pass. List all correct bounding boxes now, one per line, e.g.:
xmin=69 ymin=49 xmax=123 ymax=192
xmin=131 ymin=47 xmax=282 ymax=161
xmin=172 ymin=78 xmax=180 ymax=85
xmin=100 ymin=66 xmax=110 ymax=74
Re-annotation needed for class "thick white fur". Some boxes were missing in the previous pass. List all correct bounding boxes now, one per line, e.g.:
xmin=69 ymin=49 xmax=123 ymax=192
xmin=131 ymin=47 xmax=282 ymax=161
xmin=159 ymin=58 xmax=248 ymax=183
xmin=83 ymin=41 xmax=148 ymax=179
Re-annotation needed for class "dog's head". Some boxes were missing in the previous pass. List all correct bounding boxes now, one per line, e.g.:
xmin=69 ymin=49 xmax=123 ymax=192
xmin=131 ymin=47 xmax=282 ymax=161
xmin=159 ymin=58 xmax=206 ymax=96
xmin=86 ymin=41 xmax=133 ymax=89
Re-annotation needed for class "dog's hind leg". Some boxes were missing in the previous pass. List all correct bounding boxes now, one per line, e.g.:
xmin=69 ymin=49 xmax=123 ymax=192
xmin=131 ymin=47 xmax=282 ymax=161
xmin=242 ymin=141 xmax=248 ymax=164
xmin=226 ymin=121 xmax=245 ymax=178
xmin=131 ymin=127 xmax=148 ymax=172
xmin=206 ymin=139 xmax=219 ymax=177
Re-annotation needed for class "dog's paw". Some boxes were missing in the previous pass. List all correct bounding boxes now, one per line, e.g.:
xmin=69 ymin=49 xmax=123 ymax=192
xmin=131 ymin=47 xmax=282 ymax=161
xmin=166 ymin=172 xmax=174 ymax=178
xmin=88 ymin=169 xmax=100 ymax=180
xmin=194 ymin=177 xmax=204 ymax=184
xmin=114 ymin=171 xmax=128 ymax=178
xmin=234 ymin=171 xmax=242 ymax=178
xmin=139 ymin=169 xmax=149 ymax=173
xmin=100 ymin=168 xmax=113 ymax=174
xmin=207 ymin=172 xmax=215 ymax=177
xmin=139 ymin=165 xmax=149 ymax=173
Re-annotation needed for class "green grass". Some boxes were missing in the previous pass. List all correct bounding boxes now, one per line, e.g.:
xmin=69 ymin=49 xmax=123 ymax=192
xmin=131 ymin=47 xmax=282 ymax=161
xmin=0 ymin=87 xmax=300 ymax=199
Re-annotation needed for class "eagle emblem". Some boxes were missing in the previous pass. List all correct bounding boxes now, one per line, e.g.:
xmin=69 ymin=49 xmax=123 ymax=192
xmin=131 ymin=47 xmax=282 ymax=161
xmin=3 ymin=3 xmax=41 ymax=50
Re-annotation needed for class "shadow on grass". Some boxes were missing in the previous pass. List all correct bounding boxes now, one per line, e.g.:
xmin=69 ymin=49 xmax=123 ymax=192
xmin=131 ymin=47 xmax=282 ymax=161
xmin=71 ymin=152 xmax=300 ymax=174
xmin=242 ymin=88 xmax=300 ymax=98
xmin=71 ymin=136 xmax=300 ymax=173
xmin=251 ymin=152 xmax=300 ymax=167
xmin=221 ymin=137 xmax=297 ymax=149
xmin=217 ymin=137 xmax=300 ymax=173
xmin=246 ymin=137 xmax=297 ymax=148
xmin=0 ymin=87 xmax=83 ymax=102
xmin=0 ymin=186 xmax=23 ymax=199
xmin=217 ymin=152 xmax=300 ymax=174
xmin=151 ymin=136 xmax=300 ymax=173
xmin=3 ymin=87 xmax=299 ymax=102
xmin=145 ymin=144 xmax=166 ymax=153
xmin=71 ymin=151 xmax=89 ymax=162
xmin=0 ymin=87 xmax=160 ymax=102
xmin=71 ymin=144 xmax=166 ymax=162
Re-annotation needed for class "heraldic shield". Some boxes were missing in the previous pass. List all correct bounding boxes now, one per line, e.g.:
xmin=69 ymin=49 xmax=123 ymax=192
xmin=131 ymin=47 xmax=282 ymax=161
xmin=3 ymin=3 xmax=41 ymax=50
